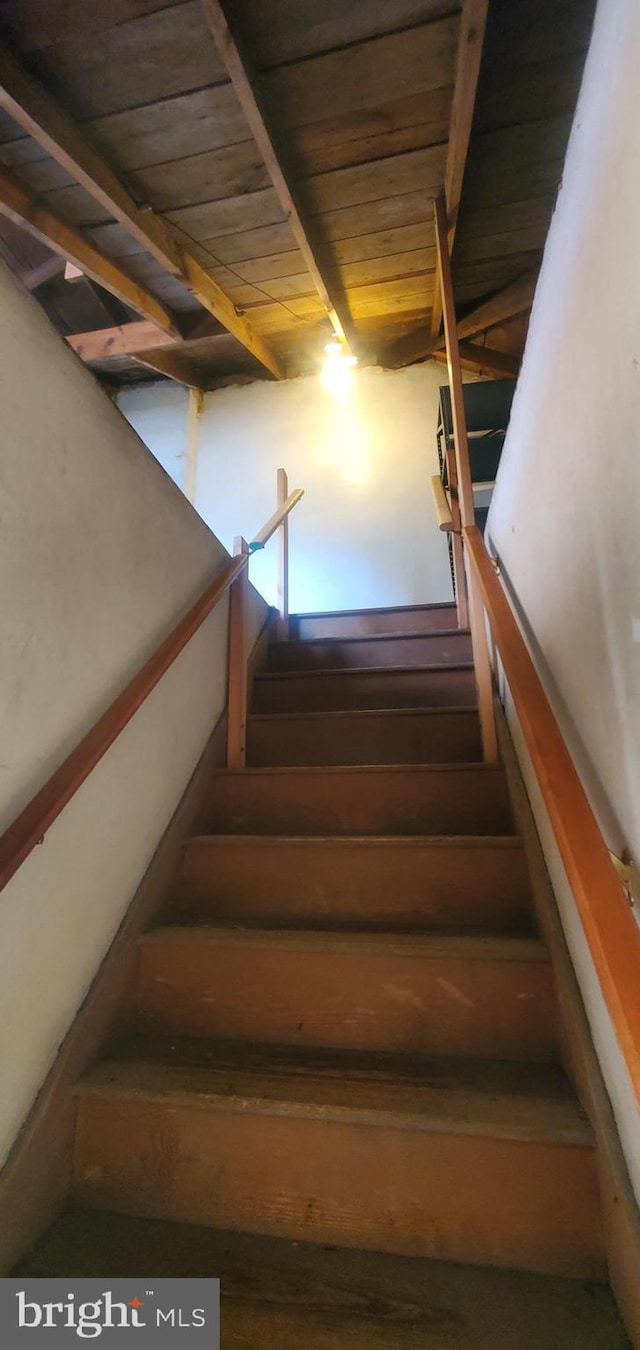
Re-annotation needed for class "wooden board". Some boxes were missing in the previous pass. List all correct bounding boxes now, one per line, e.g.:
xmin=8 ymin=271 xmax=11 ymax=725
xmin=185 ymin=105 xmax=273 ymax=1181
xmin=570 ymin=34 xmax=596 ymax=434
xmin=14 ymin=1211 xmax=627 ymax=1349
xmin=0 ymin=1 xmax=193 ymax=52
xmin=136 ymin=927 xmax=556 ymax=1057
xmin=246 ymin=707 xmax=481 ymax=766
xmin=304 ymin=147 xmax=446 ymax=217
xmin=166 ymin=188 xmax=286 ymax=242
xmin=263 ymin=19 xmax=459 ymax=131
xmin=90 ymin=86 xmax=245 ymax=169
xmin=481 ymin=0 xmax=595 ymax=75
xmin=476 ymin=51 xmax=586 ymax=133
xmin=253 ymin=662 xmax=474 ymax=710
xmin=230 ymin=0 xmax=461 ymax=67
xmin=126 ymin=142 xmax=270 ymax=213
xmin=293 ymin=89 xmax=453 ymax=176
xmin=23 ymin=4 xmax=225 ymax=120
xmin=204 ymin=763 xmax=515 ymax=837
xmin=72 ymin=1039 xmax=603 ymax=1277
xmin=181 ymin=832 xmax=530 ymax=931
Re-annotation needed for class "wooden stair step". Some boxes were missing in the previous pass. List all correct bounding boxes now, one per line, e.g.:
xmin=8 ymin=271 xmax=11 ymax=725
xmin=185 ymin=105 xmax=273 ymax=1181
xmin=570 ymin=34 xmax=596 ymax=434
xmin=268 ymin=630 xmax=472 ymax=672
xmin=205 ymin=765 xmax=516 ymax=836
xmin=180 ymin=834 xmax=532 ymax=933
xmin=247 ymin=708 xmax=481 ymax=767
xmin=16 ymin=1211 xmax=625 ymax=1350
xmin=71 ymin=1040 xmax=603 ymax=1278
xmin=291 ymin=601 xmax=458 ymax=639
xmin=136 ymin=926 xmax=557 ymax=1059
xmin=253 ymin=664 xmax=477 ymax=712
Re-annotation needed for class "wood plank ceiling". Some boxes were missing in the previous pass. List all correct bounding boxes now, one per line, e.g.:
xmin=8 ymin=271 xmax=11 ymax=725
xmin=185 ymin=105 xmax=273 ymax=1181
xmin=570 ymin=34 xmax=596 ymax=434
xmin=0 ymin=0 xmax=595 ymax=390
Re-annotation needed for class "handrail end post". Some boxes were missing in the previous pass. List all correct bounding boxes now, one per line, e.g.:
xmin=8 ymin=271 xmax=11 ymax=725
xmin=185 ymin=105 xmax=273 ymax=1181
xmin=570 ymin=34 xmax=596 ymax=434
xmin=227 ymin=535 xmax=250 ymax=769
xmin=276 ymin=468 xmax=290 ymax=641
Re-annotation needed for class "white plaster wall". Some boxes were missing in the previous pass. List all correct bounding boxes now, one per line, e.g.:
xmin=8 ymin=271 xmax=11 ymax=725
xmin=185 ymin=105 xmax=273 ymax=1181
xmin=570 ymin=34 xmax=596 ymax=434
xmin=120 ymin=363 xmax=455 ymax=613
xmin=117 ymin=380 xmax=189 ymax=491
xmin=487 ymin=0 xmax=640 ymax=1198
xmin=0 ymin=262 xmax=267 ymax=1164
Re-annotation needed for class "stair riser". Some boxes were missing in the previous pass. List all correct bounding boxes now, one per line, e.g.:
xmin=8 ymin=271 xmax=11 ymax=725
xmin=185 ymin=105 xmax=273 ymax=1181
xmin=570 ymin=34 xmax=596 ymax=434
xmin=181 ymin=838 xmax=532 ymax=931
xmin=137 ymin=941 xmax=557 ymax=1059
xmin=247 ymin=711 xmax=481 ymax=767
xmin=206 ymin=768 xmax=515 ymax=836
xmin=292 ymin=604 xmax=457 ymax=639
xmin=72 ymin=1102 xmax=603 ymax=1279
xmin=253 ymin=667 xmax=477 ymax=713
xmin=269 ymin=632 xmax=472 ymax=672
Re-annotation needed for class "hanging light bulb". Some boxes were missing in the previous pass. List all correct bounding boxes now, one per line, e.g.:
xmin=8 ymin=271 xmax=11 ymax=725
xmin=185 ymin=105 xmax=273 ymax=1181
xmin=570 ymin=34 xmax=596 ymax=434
xmin=321 ymin=339 xmax=357 ymax=397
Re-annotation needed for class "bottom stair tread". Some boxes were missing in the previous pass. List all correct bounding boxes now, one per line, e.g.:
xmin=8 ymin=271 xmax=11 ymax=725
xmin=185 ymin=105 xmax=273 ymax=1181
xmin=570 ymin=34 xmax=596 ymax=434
xmin=15 ymin=1211 xmax=629 ymax=1349
xmin=70 ymin=1041 xmax=603 ymax=1277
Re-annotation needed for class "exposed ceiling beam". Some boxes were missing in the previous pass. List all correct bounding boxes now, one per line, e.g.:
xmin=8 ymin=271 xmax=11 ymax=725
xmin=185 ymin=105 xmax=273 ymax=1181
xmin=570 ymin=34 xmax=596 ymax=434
xmin=433 ymin=341 xmax=521 ymax=379
xmin=457 ymin=340 xmax=521 ymax=378
xmin=456 ymin=270 xmax=537 ymax=340
xmin=66 ymin=321 xmax=178 ymax=363
xmin=430 ymin=0 xmax=489 ymax=338
xmin=201 ymin=0 xmax=357 ymax=352
xmin=0 ymin=165 xmax=177 ymax=333
xmin=22 ymin=253 xmax=65 ymax=290
xmin=129 ymin=346 xmax=206 ymax=390
xmin=381 ymin=268 xmax=538 ymax=368
xmin=0 ymin=47 xmax=182 ymax=273
xmin=67 ymin=321 xmax=261 ymax=393
xmin=0 ymin=44 xmax=283 ymax=378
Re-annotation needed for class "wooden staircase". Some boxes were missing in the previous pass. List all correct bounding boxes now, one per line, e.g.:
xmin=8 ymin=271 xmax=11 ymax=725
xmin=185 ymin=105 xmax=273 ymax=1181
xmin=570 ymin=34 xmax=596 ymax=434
xmin=16 ymin=601 xmax=629 ymax=1347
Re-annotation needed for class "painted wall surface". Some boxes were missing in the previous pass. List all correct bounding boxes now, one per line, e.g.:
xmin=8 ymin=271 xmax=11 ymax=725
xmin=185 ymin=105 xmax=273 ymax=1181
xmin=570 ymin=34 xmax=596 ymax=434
xmin=118 ymin=380 xmax=189 ymax=490
xmin=487 ymin=0 xmax=640 ymax=1197
xmin=0 ymin=262 xmax=267 ymax=1165
xmin=119 ymin=363 xmax=455 ymax=613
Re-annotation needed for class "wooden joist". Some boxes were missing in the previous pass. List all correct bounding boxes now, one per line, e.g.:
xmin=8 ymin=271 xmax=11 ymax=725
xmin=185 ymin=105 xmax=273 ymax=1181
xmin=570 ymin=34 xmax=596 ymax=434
xmin=433 ymin=341 xmax=521 ymax=379
xmin=22 ymin=254 xmax=65 ymax=290
xmin=0 ymin=164 xmax=177 ymax=333
xmin=457 ymin=341 xmax=520 ymax=378
xmin=129 ymin=346 xmax=206 ymax=391
xmin=66 ymin=321 xmax=221 ymax=391
xmin=431 ymin=0 xmax=489 ymax=338
xmin=0 ymin=44 xmax=284 ymax=378
xmin=381 ymin=268 xmax=537 ymax=368
xmin=201 ymin=0 xmax=357 ymax=351
xmin=65 ymin=322 xmax=177 ymax=363
xmin=456 ymin=270 xmax=537 ymax=340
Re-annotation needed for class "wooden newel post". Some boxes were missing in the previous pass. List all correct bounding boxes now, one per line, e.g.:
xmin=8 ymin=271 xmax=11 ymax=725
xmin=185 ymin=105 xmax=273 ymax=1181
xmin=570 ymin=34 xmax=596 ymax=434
xmin=227 ymin=535 xmax=250 ymax=769
xmin=276 ymin=466 xmax=289 ymax=639
xmin=433 ymin=193 xmax=498 ymax=763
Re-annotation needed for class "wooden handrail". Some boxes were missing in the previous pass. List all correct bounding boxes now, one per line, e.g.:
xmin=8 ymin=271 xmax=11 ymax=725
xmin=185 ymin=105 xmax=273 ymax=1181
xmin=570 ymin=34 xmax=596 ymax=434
xmin=0 ymin=475 xmax=304 ymax=893
xmin=465 ymin=524 xmax=640 ymax=1101
xmin=430 ymin=474 xmax=453 ymax=532
xmin=250 ymin=487 xmax=304 ymax=549
xmin=0 ymin=555 xmax=246 ymax=895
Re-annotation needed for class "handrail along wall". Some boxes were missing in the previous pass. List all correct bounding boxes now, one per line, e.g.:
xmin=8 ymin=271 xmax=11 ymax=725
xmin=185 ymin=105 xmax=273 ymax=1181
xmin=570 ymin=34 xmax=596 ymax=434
xmin=0 ymin=470 xmax=303 ymax=892
xmin=431 ymin=194 xmax=640 ymax=1104
xmin=464 ymin=524 xmax=640 ymax=1104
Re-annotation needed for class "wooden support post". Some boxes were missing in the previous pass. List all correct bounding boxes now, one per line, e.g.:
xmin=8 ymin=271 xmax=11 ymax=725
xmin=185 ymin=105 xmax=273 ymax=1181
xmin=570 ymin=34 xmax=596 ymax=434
xmin=276 ymin=467 xmax=289 ymax=640
xmin=444 ymin=443 xmax=469 ymax=630
xmin=184 ymin=389 xmax=202 ymax=504
xmin=434 ymin=193 xmax=498 ymax=762
xmin=227 ymin=537 xmax=250 ymax=769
